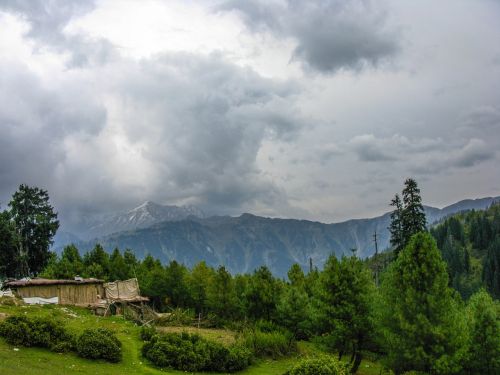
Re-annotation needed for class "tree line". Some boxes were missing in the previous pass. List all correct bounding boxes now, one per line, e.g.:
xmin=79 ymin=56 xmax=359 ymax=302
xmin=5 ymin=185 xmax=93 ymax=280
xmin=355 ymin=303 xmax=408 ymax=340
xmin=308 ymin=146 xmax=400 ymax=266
xmin=430 ymin=202 xmax=500 ymax=299
xmin=1 ymin=180 xmax=500 ymax=374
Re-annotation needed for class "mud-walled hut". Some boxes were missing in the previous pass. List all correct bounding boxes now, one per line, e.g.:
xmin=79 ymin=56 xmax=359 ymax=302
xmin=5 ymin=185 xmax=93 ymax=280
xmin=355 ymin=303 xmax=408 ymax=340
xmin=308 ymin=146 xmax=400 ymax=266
xmin=4 ymin=277 xmax=104 ymax=305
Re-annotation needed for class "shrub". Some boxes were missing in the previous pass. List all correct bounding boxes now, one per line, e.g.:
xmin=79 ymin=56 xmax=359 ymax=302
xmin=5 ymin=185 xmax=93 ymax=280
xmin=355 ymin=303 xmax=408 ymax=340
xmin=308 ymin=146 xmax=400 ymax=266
xmin=140 ymin=325 xmax=156 ymax=341
xmin=225 ymin=345 xmax=254 ymax=372
xmin=76 ymin=328 xmax=122 ymax=363
xmin=142 ymin=331 xmax=252 ymax=372
xmin=285 ymin=355 xmax=349 ymax=375
xmin=255 ymin=319 xmax=282 ymax=333
xmin=0 ymin=315 xmax=73 ymax=351
xmin=0 ymin=315 xmax=33 ymax=346
xmin=242 ymin=328 xmax=296 ymax=358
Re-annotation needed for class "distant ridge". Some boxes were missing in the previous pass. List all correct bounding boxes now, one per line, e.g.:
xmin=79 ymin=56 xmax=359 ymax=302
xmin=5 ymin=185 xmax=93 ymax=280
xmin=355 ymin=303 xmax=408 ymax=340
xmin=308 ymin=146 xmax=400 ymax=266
xmin=60 ymin=195 xmax=500 ymax=277
xmin=83 ymin=201 xmax=206 ymax=239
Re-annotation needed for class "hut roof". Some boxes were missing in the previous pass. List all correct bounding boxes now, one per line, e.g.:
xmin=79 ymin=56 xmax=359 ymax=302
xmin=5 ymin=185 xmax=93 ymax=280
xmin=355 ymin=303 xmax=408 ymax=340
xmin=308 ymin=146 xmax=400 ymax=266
xmin=4 ymin=278 xmax=104 ymax=287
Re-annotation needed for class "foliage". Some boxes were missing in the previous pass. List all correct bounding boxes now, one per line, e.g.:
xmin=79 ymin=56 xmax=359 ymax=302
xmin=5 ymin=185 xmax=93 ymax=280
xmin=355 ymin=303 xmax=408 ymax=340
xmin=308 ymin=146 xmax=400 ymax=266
xmin=378 ymin=232 xmax=466 ymax=374
xmin=245 ymin=266 xmax=280 ymax=321
xmin=207 ymin=265 xmax=239 ymax=322
xmin=464 ymin=289 xmax=500 ymax=374
xmin=140 ymin=325 xmax=156 ymax=341
xmin=430 ymin=203 xmax=500 ymax=299
xmin=1 ymin=185 xmax=59 ymax=277
xmin=276 ymin=285 xmax=313 ymax=339
xmin=0 ymin=210 xmax=18 ymax=278
xmin=0 ymin=315 xmax=73 ymax=352
xmin=483 ymin=235 xmax=500 ymax=298
xmin=75 ymin=328 xmax=122 ymax=362
xmin=389 ymin=194 xmax=404 ymax=255
xmin=285 ymin=355 xmax=349 ymax=375
xmin=315 ymin=255 xmax=375 ymax=373
xmin=142 ymin=331 xmax=252 ymax=372
xmin=188 ymin=260 xmax=214 ymax=314
xmin=389 ymin=179 xmax=427 ymax=256
xmin=400 ymin=178 xmax=427 ymax=246
xmin=242 ymin=327 xmax=296 ymax=359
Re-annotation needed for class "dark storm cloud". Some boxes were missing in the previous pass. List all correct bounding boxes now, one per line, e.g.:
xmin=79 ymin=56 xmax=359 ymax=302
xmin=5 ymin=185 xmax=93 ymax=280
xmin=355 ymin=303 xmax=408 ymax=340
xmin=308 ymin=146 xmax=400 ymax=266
xmin=0 ymin=0 xmax=116 ymax=67
xmin=449 ymin=139 xmax=495 ymax=168
xmin=407 ymin=139 xmax=495 ymax=175
xmin=217 ymin=0 xmax=399 ymax=73
xmin=347 ymin=134 xmax=494 ymax=174
xmin=0 ymin=61 xmax=107 ymax=204
xmin=461 ymin=106 xmax=500 ymax=131
xmin=349 ymin=135 xmax=397 ymax=162
xmin=109 ymin=52 xmax=305 ymax=214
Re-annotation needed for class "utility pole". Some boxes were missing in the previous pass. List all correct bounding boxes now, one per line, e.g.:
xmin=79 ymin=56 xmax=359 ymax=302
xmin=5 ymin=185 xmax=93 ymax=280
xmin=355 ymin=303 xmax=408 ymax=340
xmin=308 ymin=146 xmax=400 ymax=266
xmin=373 ymin=231 xmax=379 ymax=287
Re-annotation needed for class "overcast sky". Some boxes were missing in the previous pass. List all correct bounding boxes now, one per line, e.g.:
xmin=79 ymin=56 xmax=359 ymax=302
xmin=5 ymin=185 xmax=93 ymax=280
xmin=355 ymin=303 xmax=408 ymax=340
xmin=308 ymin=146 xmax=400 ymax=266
xmin=1 ymin=0 xmax=499 ymax=228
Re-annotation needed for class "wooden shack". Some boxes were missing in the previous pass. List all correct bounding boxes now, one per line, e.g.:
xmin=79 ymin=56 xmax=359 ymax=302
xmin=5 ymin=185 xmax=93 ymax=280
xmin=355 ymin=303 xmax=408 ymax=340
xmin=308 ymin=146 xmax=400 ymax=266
xmin=4 ymin=278 xmax=105 ymax=306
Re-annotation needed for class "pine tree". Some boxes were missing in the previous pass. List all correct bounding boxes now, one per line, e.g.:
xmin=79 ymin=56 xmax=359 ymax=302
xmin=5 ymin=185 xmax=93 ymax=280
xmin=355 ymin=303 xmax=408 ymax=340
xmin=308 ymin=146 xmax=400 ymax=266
xmin=189 ymin=261 xmax=215 ymax=315
xmin=8 ymin=184 xmax=59 ymax=276
xmin=245 ymin=266 xmax=279 ymax=321
xmin=465 ymin=289 xmax=500 ymax=374
xmin=483 ymin=235 xmax=500 ymax=298
xmin=0 ymin=209 xmax=19 ymax=278
xmin=389 ymin=194 xmax=404 ymax=255
xmin=378 ymin=232 xmax=466 ymax=374
xmin=401 ymin=178 xmax=427 ymax=245
xmin=389 ymin=179 xmax=427 ymax=256
xmin=316 ymin=255 xmax=375 ymax=373
xmin=207 ymin=266 xmax=238 ymax=321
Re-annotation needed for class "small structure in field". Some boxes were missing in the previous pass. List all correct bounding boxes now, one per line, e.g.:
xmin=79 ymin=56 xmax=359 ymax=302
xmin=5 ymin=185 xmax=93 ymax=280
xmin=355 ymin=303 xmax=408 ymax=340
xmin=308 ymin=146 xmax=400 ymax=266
xmin=98 ymin=278 xmax=151 ymax=320
xmin=3 ymin=277 xmax=104 ymax=306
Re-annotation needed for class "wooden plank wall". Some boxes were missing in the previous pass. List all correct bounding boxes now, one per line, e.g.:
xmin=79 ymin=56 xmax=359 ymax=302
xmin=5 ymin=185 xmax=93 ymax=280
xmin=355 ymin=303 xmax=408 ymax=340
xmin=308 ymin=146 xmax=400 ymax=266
xmin=15 ymin=284 xmax=104 ymax=305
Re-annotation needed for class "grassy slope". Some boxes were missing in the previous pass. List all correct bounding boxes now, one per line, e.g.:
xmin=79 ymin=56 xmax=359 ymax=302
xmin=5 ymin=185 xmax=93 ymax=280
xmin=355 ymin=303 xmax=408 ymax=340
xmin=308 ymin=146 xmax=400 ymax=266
xmin=0 ymin=303 xmax=384 ymax=375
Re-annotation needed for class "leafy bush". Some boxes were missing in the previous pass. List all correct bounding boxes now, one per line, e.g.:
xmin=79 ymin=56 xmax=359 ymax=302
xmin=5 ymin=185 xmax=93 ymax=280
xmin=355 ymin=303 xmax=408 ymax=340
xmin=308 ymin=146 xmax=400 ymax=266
xmin=285 ymin=355 xmax=349 ymax=375
xmin=0 ymin=315 xmax=73 ymax=351
xmin=255 ymin=319 xmax=282 ymax=333
xmin=140 ymin=325 xmax=156 ymax=341
xmin=76 ymin=328 xmax=122 ymax=363
xmin=0 ymin=315 xmax=32 ymax=346
xmin=142 ymin=331 xmax=252 ymax=372
xmin=242 ymin=328 xmax=296 ymax=358
xmin=225 ymin=345 xmax=254 ymax=372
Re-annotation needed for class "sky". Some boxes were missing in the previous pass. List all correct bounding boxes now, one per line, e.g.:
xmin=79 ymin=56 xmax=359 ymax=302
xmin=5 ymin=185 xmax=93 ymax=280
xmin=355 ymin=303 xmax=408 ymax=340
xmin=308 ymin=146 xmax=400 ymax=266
xmin=0 ymin=0 xmax=499 ymax=229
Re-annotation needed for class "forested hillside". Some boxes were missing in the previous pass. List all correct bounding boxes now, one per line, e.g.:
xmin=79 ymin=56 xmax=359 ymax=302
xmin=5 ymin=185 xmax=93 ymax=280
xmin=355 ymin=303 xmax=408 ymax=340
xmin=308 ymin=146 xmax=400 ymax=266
xmin=430 ymin=203 xmax=500 ymax=299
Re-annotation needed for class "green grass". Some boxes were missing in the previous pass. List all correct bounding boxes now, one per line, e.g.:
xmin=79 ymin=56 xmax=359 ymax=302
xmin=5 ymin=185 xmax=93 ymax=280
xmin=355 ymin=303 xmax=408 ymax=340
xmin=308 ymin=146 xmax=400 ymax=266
xmin=0 ymin=303 xmax=385 ymax=374
xmin=158 ymin=326 xmax=237 ymax=346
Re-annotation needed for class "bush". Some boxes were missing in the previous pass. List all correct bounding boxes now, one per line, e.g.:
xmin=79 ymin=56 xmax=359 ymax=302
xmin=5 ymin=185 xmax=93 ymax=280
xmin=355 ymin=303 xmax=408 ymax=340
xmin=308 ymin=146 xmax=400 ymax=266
xmin=142 ymin=331 xmax=252 ymax=372
xmin=225 ymin=345 xmax=254 ymax=372
xmin=76 ymin=328 xmax=122 ymax=363
xmin=255 ymin=319 xmax=282 ymax=333
xmin=0 ymin=315 xmax=73 ymax=351
xmin=285 ymin=356 xmax=349 ymax=375
xmin=140 ymin=325 xmax=156 ymax=341
xmin=242 ymin=328 xmax=296 ymax=358
xmin=0 ymin=315 xmax=32 ymax=346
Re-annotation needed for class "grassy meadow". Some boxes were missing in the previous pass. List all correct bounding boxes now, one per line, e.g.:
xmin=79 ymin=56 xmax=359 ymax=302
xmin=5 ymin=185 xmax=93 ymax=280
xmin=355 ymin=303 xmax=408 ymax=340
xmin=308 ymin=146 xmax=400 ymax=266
xmin=0 ymin=302 xmax=385 ymax=375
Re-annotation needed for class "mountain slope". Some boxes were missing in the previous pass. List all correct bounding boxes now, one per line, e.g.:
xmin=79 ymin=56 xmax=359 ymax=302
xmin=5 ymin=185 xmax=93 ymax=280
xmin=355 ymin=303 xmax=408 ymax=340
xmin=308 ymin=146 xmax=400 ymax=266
xmin=73 ymin=201 xmax=206 ymax=240
xmin=74 ymin=196 xmax=500 ymax=276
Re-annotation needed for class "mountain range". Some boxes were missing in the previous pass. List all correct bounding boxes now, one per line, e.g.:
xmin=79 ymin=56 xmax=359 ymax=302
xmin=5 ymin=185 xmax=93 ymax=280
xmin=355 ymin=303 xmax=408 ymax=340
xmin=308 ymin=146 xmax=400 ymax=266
xmin=54 ymin=196 xmax=500 ymax=277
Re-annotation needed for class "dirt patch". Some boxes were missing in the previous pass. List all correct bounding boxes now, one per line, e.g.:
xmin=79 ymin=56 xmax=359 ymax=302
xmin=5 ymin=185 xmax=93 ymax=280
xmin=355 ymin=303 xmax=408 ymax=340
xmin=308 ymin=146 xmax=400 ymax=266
xmin=0 ymin=312 xmax=8 ymax=321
